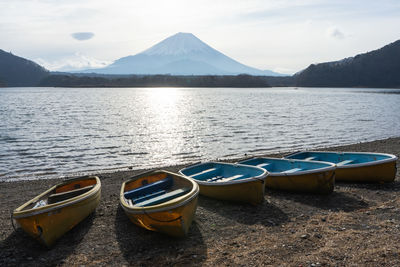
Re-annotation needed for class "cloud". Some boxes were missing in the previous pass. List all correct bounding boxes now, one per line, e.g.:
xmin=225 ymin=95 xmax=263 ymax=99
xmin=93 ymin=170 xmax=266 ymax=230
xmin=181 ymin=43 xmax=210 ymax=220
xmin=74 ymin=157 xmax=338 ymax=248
xmin=273 ymin=67 xmax=296 ymax=75
xmin=71 ymin=32 xmax=95 ymax=41
xmin=326 ymin=27 xmax=346 ymax=39
xmin=36 ymin=52 xmax=112 ymax=71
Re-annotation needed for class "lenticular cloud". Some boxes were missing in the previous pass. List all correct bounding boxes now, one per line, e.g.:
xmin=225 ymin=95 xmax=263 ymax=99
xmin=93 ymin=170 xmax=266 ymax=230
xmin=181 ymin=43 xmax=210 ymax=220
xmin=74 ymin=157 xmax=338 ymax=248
xmin=71 ymin=32 xmax=95 ymax=41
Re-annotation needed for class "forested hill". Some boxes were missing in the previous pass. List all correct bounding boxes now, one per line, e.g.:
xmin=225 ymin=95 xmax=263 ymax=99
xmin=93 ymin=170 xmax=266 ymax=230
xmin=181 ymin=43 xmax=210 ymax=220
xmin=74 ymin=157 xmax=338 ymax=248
xmin=295 ymin=40 xmax=400 ymax=88
xmin=0 ymin=49 xmax=49 ymax=87
xmin=0 ymin=78 xmax=6 ymax=87
xmin=38 ymin=74 xmax=273 ymax=87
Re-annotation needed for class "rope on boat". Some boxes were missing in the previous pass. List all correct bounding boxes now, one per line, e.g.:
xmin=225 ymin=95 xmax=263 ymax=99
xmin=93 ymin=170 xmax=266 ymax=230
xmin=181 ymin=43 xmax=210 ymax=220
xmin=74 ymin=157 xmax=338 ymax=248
xmin=143 ymin=210 xmax=182 ymax=223
xmin=10 ymin=211 xmax=17 ymax=232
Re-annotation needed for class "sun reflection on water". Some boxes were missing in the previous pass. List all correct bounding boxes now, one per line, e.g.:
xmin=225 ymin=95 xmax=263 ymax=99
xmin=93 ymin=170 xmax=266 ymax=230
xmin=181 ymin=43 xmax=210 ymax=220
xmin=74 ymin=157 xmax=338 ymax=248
xmin=142 ymin=88 xmax=188 ymax=165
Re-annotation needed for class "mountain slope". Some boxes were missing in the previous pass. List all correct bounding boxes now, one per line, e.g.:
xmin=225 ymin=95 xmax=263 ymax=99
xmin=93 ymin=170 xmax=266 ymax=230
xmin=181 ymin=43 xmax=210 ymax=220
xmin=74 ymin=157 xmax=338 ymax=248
xmin=89 ymin=32 xmax=282 ymax=76
xmin=0 ymin=49 xmax=49 ymax=86
xmin=295 ymin=40 xmax=400 ymax=88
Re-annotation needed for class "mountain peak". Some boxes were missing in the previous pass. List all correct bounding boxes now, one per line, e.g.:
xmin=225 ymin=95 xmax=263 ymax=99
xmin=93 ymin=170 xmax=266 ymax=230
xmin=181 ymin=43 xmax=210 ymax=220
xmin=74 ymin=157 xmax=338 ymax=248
xmin=87 ymin=32 xmax=283 ymax=76
xmin=141 ymin=32 xmax=214 ymax=56
xmin=174 ymin=32 xmax=196 ymax=37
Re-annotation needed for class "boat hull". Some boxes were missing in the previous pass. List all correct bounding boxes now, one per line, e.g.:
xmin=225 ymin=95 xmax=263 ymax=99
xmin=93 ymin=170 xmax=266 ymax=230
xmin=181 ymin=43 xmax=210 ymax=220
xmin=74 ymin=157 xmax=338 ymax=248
xmin=198 ymin=179 xmax=265 ymax=205
xmin=120 ymin=170 xmax=199 ymax=237
xmin=266 ymin=170 xmax=335 ymax=194
xmin=179 ymin=162 xmax=267 ymax=205
xmin=13 ymin=176 xmax=101 ymax=247
xmin=238 ymin=157 xmax=336 ymax=194
xmin=123 ymin=195 xmax=198 ymax=237
xmin=336 ymin=161 xmax=396 ymax=182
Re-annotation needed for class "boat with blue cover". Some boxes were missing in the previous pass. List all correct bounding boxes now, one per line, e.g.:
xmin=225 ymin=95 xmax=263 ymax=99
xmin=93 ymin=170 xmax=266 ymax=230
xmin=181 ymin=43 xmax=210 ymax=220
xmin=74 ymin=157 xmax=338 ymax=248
xmin=120 ymin=170 xmax=199 ymax=237
xmin=239 ymin=157 xmax=336 ymax=194
xmin=285 ymin=151 xmax=397 ymax=182
xmin=179 ymin=162 xmax=267 ymax=205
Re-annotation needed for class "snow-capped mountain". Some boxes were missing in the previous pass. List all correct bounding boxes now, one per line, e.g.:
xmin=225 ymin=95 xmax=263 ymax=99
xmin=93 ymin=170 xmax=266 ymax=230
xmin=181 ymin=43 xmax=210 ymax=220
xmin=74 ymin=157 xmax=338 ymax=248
xmin=142 ymin=32 xmax=213 ymax=56
xmin=88 ymin=32 xmax=282 ymax=76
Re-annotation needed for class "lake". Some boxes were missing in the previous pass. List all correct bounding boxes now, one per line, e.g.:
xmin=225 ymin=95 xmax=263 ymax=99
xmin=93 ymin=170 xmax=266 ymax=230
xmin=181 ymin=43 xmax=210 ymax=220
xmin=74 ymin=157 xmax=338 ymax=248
xmin=1 ymin=87 xmax=399 ymax=181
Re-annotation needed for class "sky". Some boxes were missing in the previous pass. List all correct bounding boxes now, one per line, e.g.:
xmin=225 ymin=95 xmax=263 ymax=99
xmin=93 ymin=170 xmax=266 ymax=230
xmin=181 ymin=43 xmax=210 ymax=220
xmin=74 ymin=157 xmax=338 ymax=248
xmin=0 ymin=0 xmax=399 ymax=74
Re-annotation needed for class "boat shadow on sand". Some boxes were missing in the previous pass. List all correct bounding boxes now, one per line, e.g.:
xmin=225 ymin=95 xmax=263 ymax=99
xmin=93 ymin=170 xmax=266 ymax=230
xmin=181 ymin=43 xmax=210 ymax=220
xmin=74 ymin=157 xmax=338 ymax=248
xmin=198 ymin=195 xmax=289 ymax=226
xmin=336 ymin=180 xmax=400 ymax=192
xmin=268 ymin=190 xmax=369 ymax=214
xmin=115 ymin=206 xmax=207 ymax=265
xmin=0 ymin=212 xmax=95 ymax=266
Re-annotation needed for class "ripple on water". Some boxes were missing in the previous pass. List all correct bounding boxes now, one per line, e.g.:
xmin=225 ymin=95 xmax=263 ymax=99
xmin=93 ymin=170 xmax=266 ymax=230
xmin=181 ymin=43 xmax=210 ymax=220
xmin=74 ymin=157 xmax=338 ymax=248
xmin=119 ymin=152 xmax=149 ymax=156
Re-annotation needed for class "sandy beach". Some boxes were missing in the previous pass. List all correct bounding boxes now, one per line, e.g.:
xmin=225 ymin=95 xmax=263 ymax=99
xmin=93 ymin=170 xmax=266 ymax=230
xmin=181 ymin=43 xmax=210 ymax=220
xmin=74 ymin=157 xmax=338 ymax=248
xmin=1 ymin=137 xmax=399 ymax=266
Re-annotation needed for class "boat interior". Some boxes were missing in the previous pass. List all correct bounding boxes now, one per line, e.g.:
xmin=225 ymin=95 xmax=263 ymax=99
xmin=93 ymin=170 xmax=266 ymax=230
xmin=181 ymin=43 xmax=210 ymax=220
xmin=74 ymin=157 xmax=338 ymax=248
xmin=180 ymin=163 xmax=264 ymax=182
xmin=23 ymin=177 xmax=97 ymax=210
xmin=123 ymin=172 xmax=192 ymax=207
xmin=286 ymin=152 xmax=392 ymax=166
xmin=239 ymin=158 xmax=333 ymax=174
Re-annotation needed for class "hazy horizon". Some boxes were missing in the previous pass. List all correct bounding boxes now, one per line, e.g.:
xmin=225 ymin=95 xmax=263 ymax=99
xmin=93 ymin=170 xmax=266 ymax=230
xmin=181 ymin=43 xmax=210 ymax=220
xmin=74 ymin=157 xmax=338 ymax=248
xmin=1 ymin=0 xmax=400 ymax=74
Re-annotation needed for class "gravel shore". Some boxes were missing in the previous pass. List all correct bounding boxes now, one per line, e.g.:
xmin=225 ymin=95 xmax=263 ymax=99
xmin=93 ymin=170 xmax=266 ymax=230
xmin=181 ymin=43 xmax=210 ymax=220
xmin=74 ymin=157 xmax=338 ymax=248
xmin=1 ymin=137 xmax=400 ymax=266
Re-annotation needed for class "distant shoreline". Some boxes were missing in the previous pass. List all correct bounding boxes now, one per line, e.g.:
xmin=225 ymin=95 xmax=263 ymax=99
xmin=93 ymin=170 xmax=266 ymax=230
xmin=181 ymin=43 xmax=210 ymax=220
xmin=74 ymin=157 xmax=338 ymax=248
xmin=3 ymin=84 xmax=400 ymax=89
xmin=37 ymin=74 xmax=292 ymax=88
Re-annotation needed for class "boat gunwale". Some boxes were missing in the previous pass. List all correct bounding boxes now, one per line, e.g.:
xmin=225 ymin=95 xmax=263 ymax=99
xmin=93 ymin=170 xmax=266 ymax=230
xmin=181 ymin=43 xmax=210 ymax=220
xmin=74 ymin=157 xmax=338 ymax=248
xmin=120 ymin=170 xmax=200 ymax=214
xmin=284 ymin=151 xmax=398 ymax=169
xmin=13 ymin=176 xmax=101 ymax=219
xmin=239 ymin=157 xmax=336 ymax=176
xmin=179 ymin=162 xmax=268 ymax=186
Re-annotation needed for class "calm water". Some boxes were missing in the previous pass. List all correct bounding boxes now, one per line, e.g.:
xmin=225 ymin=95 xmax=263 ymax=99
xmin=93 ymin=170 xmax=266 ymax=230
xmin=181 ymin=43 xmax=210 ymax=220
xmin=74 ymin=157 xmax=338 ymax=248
xmin=1 ymin=87 xmax=399 ymax=181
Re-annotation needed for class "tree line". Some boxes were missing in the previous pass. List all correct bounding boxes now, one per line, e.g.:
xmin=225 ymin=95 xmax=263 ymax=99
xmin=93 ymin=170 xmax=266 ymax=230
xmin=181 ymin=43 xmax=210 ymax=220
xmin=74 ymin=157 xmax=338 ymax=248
xmin=39 ymin=74 xmax=275 ymax=87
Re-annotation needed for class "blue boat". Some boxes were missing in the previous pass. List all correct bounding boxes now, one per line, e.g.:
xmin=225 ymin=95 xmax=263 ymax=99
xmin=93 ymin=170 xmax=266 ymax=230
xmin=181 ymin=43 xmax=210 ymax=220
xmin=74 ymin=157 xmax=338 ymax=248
xmin=179 ymin=162 xmax=267 ymax=205
xmin=285 ymin=151 xmax=397 ymax=182
xmin=239 ymin=157 xmax=336 ymax=194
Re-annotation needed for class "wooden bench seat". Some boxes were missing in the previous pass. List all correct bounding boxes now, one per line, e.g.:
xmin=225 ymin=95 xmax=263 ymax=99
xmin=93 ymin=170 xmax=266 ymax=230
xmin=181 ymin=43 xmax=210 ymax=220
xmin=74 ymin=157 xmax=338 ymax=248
xmin=48 ymin=185 xmax=94 ymax=204
xmin=190 ymin=168 xmax=218 ymax=179
xmin=124 ymin=177 xmax=173 ymax=200
xmin=336 ymin=160 xmax=354 ymax=166
xmin=206 ymin=174 xmax=245 ymax=182
xmin=305 ymin=157 xmax=317 ymax=161
xmin=133 ymin=190 xmax=167 ymax=204
xmin=135 ymin=188 xmax=190 ymax=207
xmin=257 ymin=163 xmax=270 ymax=168
xmin=216 ymin=174 xmax=244 ymax=182
xmin=282 ymin=168 xmax=302 ymax=174
xmin=206 ymin=175 xmax=223 ymax=182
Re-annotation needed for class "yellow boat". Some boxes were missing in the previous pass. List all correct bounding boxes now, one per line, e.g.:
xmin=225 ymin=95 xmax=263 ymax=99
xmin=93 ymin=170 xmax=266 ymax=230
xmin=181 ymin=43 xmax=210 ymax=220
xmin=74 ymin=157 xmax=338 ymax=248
xmin=120 ymin=170 xmax=199 ymax=237
xmin=12 ymin=176 xmax=101 ymax=247
xmin=239 ymin=157 xmax=336 ymax=194
xmin=285 ymin=151 xmax=397 ymax=182
xmin=179 ymin=162 xmax=268 ymax=205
